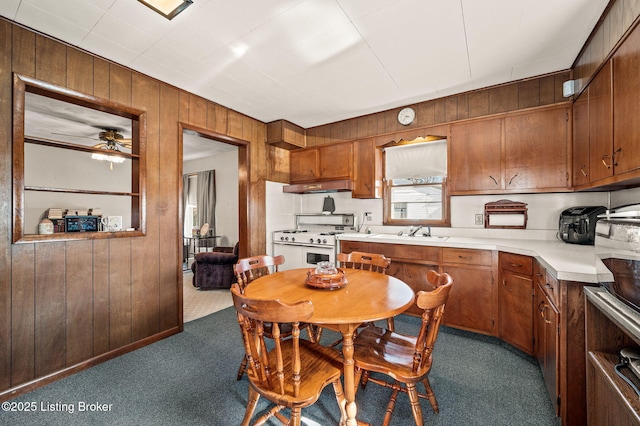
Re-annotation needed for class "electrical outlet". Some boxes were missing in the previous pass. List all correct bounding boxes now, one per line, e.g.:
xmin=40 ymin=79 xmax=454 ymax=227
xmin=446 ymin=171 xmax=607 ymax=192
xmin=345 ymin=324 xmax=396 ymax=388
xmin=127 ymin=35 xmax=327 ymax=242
xmin=475 ymin=214 xmax=483 ymax=225
xmin=365 ymin=212 xmax=372 ymax=221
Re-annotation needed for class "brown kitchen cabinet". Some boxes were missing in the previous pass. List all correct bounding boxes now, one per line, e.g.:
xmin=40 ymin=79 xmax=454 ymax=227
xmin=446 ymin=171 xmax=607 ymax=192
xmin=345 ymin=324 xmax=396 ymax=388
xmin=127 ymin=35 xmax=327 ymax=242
xmin=572 ymin=88 xmax=590 ymax=187
xmin=449 ymin=117 xmax=503 ymax=193
xmin=589 ymin=60 xmax=614 ymax=183
xmin=441 ymin=248 xmax=496 ymax=335
xmin=499 ymin=252 xmax=534 ymax=354
xmin=290 ymin=148 xmax=319 ymax=182
xmin=352 ymin=138 xmax=381 ymax=199
xmin=504 ymin=106 xmax=570 ymax=192
xmin=450 ymin=105 xmax=570 ymax=194
xmin=289 ymin=141 xmax=353 ymax=183
xmin=534 ymin=262 xmax=559 ymax=416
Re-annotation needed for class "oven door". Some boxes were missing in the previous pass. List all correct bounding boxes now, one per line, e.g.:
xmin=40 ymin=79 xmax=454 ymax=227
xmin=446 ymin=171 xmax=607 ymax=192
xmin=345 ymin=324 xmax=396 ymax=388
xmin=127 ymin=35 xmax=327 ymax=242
xmin=302 ymin=246 xmax=336 ymax=269
xmin=272 ymin=242 xmax=304 ymax=271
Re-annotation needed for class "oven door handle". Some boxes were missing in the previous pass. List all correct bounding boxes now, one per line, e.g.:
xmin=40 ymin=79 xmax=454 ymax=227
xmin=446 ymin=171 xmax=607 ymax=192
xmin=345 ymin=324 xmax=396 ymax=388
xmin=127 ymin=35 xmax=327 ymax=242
xmin=273 ymin=242 xmax=334 ymax=249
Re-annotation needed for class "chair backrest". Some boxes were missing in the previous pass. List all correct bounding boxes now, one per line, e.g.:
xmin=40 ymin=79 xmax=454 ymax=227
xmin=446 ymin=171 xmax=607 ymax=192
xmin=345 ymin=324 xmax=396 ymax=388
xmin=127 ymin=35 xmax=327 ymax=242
xmin=231 ymin=284 xmax=313 ymax=397
xmin=412 ymin=271 xmax=453 ymax=373
xmin=336 ymin=251 xmax=391 ymax=273
xmin=234 ymin=254 xmax=285 ymax=290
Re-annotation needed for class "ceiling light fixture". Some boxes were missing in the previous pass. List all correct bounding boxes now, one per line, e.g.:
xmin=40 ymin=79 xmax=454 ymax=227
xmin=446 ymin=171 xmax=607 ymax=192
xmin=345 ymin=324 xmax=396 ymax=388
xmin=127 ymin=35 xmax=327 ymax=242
xmin=138 ymin=0 xmax=193 ymax=20
xmin=92 ymin=141 xmax=126 ymax=171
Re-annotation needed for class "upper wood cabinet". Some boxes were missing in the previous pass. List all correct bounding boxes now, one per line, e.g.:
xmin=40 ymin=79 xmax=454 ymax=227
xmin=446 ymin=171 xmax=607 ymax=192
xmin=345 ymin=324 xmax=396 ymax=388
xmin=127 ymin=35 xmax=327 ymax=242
xmin=352 ymin=138 xmax=381 ymax=199
xmin=504 ymin=106 xmax=570 ymax=191
xmin=266 ymin=119 xmax=306 ymax=150
xmin=289 ymin=141 xmax=353 ymax=183
xmin=589 ymin=60 xmax=614 ymax=183
xmin=572 ymin=88 xmax=590 ymax=186
xmin=450 ymin=105 xmax=570 ymax=194
xmin=613 ymin=24 xmax=640 ymax=177
xmin=449 ymin=118 xmax=502 ymax=193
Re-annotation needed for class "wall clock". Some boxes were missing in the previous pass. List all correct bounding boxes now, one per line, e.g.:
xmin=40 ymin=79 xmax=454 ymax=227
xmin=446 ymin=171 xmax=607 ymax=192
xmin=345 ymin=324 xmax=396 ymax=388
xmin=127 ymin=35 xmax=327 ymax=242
xmin=397 ymin=107 xmax=415 ymax=125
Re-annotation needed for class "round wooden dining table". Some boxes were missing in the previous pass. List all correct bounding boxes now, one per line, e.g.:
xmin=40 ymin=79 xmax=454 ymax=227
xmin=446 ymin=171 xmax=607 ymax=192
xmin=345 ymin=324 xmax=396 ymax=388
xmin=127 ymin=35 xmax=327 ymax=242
xmin=243 ymin=267 xmax=415 ymax=426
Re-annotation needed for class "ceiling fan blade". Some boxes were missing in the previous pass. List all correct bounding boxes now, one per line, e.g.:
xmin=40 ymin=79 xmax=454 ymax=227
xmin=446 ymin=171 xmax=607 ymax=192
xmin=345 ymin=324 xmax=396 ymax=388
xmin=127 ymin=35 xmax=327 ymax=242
xmin=51 ymin=132 xmax=98 ymax=140
xmin=93 ymin=142 xmax=108 ymax=149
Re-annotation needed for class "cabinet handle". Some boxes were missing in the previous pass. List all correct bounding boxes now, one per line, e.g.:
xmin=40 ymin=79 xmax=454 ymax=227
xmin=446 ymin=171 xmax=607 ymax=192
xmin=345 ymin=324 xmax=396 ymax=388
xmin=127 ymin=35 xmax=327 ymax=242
xmin=538 ymin=301 xmax=545 ymax=313
xmin=545 ymin=282 xmax=554 ymax=290
xmin=580 ymin=166 xmax=587 ymax=177
xmin=489 ymin=175 xmax=498 ymax=185
xmin=508 ymin=173 xmax=518 ymax=186
xmin=502 ymin=279 xmax=510 ymax=291
xmin=458 ymin=255 xmax=472 ymax=260
xmin=602 ymin=149 xmax=622 ymax=169
xmin=509 ymin=263 xmax=522 ymax=269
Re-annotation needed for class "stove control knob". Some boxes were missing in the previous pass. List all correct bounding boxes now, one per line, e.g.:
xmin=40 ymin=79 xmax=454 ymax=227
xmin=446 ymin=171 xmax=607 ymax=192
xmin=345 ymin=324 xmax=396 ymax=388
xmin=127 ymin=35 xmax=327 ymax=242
xmin=280 ymin=236 xmax=285 ymax=241
xmin=284 ymin=236 xmax=289 ymax=241
xmin=322 ymin=238 xmax=327 ymax=244
xmin=309 ymin=238 xmax=314 ymax=244
xmin=316 ymin=238 xmax=321 ymax=244
xmin=291 ymin=237 xmax=295 ymax=242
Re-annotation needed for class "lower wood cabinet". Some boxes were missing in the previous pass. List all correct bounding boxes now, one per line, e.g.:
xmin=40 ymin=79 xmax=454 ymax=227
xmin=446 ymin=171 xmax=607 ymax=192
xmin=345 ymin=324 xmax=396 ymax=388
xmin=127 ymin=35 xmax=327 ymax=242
xmin=499 ymin=252 xmax=534 ymax=354
xmin=535 ymin=270 xmax=560 ymax=416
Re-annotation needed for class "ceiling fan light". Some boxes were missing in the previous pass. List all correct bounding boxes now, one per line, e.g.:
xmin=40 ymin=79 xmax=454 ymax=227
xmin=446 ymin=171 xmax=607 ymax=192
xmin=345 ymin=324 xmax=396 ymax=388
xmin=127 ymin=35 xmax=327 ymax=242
xmin=91 ymin=153 xmax=126 ymax=164
xmin=138 ymin=0 xmax=193 ymax=20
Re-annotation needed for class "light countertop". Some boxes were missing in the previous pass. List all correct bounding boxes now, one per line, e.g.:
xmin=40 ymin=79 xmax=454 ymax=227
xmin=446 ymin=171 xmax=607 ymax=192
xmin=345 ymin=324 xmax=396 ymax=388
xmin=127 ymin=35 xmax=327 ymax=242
xmin=337 ymin=232 xmax=612 ymax=283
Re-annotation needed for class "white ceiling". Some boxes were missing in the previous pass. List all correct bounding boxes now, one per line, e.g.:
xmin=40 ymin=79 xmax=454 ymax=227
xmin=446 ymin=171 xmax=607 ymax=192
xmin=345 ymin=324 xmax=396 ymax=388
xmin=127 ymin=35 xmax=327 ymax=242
xmin=2 ymin=0 xmax=609 ymax=129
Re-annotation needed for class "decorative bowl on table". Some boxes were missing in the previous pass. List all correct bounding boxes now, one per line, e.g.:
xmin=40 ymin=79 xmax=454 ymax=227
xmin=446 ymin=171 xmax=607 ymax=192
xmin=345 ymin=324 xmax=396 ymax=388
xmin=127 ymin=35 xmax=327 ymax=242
xmin=305 ymin=263 xmax=347 ymax=290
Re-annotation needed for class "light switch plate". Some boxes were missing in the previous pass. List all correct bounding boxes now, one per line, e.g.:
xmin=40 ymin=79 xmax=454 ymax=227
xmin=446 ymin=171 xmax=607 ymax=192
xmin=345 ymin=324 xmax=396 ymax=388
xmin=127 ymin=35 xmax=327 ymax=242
xmin=475 ymin=214 xmax=483 ymax=225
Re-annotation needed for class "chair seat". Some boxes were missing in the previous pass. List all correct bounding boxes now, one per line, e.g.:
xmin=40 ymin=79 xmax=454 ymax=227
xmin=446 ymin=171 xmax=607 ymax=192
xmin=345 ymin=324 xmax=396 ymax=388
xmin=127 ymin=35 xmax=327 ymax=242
xmin=247 ymin=339 xmax=344 ymax=406
xmin=354 ymin=326 xmax=432 ymax=383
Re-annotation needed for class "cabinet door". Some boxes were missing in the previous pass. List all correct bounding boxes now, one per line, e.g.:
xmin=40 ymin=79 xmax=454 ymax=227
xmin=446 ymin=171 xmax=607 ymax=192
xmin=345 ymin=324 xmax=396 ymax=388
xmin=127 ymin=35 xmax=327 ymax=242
xmin=589 ymin=60 xmax=613 ymax=182
xmin=352 ymin=138 xmax=381 ymax=199
xmin=318 ymin=142 xmax=352 ymax=180
xmin=504 ymin=107 xmax=569 ymax=191
xmin=339 ymin=240 xmax=369 ymax=254
xmin=441 ymin=264 xmax=495 ymax=334
xmin=500 ymin=270 xmax=534 ymax=354
xmin=536 ymin=282 xmax=559 ymax=416
xmin=613 ymin=24 xmax=640 ymax=176
xmin=449 ymin=118 xmax=502 ymax=193
xmin=572 ymin=89 xmax=590 ymax=186
xmin=402 ymin=263 xmax=440 ymax=316
xmin=290 ymin=148 xmax=318 ymax=182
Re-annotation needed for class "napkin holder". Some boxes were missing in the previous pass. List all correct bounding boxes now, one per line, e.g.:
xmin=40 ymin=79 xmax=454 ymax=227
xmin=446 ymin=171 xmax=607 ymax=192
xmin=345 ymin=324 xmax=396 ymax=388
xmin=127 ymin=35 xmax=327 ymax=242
xmin=484 ymin=200 xmax=528 ymax=229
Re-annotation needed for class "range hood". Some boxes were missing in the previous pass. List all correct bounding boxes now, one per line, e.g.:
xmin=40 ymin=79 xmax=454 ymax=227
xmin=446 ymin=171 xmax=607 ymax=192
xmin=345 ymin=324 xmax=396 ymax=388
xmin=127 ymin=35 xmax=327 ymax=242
xmin=283 ymin=179 xmax=353 ymax=194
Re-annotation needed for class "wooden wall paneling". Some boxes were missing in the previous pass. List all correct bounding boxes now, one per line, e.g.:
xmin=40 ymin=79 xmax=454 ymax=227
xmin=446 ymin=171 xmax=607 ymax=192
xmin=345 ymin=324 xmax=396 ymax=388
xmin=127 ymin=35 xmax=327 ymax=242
xmin=108 ymin=238 xmax=132 ymax=350
xmin=10 ymin=244 xmax=35 ymax=386
xmin=109 ymin=64 xmax=131 ymax=106
xmin=468 ymin=90 xmax=490 ymax=118
xmin=131 ymin=73 xmax=160 ymax=341
xmin=591 ymin=25 xmax=606 ymax=72
xmin=188 ymin=94 xmax=207 ymax=128
xmin=305 ymin=127 xmax=317 ymax=146
xmin=228 ymin=109 xmax=244 ymax=139
xmin=416 ymin=100 xmax=435 ymax=127
xmin=246 ymin=118 xmax=266 ymax=255
xmin=34 ymin=35 xmax=66 ymax=87
xmin=65 ymin=240 xmax=94 ymax=366
xmin=433 ymin=98 xmax=446 ymax=124
xmin=539 ymin=75 xmax=557 ymax=105
xmin=356 ymin=116 xmax=369 ymax=139
xmin=179 ymin=90 xmax=190 ymax=122
xmin=11 ymin=25 xmax=35 ymax=77
xmin=207 ymin=102 xmax=228 ymax=134
xmin=518 ymin=79 xmax=540 ymax=109
xmin=34 ymin=242 xmax=66 ymax=377
xmin=66 ymin=48 xmax=93 ymax=94
xmin=489 ymin=84 xmax=518 ymax=114
xmin=93 ymin=239 xmax=110 ymax=355
xmin=159 ymin=83 xmax=180 ymax=331
xmin=93 ymin=58 xmax=110 ymax=99
xmin=0 ymin=19 xmax=10 ymax=392
xmin=266 ymin=145 xmax=289 ymax=183
xmin=456 ymin=93 xmax=469 ymax=120
xmin=445 ymin=96 xmax=458 ymax=122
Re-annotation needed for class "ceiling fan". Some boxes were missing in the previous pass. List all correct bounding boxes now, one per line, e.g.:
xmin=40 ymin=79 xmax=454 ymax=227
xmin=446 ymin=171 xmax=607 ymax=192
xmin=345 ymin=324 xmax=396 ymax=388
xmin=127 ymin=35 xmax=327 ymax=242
xmin=93 ymin=128 xmax=132 ymax=150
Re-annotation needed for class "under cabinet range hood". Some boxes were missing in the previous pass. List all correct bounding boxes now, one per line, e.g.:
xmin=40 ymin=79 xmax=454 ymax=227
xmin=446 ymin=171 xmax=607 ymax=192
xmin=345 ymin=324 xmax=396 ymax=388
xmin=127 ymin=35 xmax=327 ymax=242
xmin=283 ymin=179 xmax=353 ymax=194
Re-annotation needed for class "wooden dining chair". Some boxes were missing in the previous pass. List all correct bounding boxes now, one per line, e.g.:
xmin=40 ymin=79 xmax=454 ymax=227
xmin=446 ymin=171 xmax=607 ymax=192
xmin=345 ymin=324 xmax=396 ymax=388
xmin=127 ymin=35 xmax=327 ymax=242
xmin=234 ymin=254 xmax=315 ymax=380
xmin=231 ymin=284 xmax=346 ymax=426
xmin=316 ymin=251 xmax=393 ymax=345
xmin=353 ymin=270 xmax=453 ymax=426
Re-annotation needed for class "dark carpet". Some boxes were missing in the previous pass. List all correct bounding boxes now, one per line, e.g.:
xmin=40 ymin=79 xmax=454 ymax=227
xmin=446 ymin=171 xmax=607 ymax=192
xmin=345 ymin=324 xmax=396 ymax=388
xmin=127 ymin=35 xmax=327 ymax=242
xmin=1 ymin=307 xmax=559 ymax=425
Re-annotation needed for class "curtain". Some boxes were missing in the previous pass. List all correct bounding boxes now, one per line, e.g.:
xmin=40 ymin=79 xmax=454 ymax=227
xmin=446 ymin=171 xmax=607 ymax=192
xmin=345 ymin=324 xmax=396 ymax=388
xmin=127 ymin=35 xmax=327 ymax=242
xmin=385 ymin=139 xmax=447 ymax=179
xmin=182 ymin=174 xmax=190 ymax=235
xmin=197 ymin=170 xmax=216 ymax=236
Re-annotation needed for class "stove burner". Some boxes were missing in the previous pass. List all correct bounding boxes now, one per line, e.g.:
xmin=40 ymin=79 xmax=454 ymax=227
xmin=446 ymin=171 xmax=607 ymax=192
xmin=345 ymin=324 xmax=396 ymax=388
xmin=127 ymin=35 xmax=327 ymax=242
xmin=281 ymin=229 xmax=307 ymax=233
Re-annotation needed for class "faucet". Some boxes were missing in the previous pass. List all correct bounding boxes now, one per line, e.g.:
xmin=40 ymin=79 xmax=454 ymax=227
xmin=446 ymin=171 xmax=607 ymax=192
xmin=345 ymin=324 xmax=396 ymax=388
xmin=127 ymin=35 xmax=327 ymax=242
xmin=408 ymin=225 xmax=423 ymax=237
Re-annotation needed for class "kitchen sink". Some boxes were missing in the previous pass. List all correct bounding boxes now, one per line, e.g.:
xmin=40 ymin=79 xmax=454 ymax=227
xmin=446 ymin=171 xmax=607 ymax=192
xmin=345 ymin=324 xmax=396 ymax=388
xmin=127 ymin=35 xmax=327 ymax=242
xmin=366 ymin=234 xmax=449 ymax=242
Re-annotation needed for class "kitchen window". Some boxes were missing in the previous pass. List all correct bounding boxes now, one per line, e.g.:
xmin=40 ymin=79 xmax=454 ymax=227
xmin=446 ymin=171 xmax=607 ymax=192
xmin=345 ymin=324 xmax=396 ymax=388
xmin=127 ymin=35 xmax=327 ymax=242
xmin=383 ymin=138 xmax=450 ymax=226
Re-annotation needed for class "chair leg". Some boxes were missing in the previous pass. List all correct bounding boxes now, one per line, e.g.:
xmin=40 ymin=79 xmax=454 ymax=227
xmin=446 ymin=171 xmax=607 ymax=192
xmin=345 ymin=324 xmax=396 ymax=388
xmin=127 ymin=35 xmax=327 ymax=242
xmin=385 ymin=317 xmax=395 ymax=332
xmin=360 ymin=369 xmax=371 ymax=389
xmin=241 ymin=386 xmax=260 ymax=426
xmin=382 ymin=387 xmax=400 ymax=426
xmin=406 ymin=383 xmax=424 ymax=426
xmin=332 ymin=379 xmax=347 ymax=424
xmin=305 ymin=325 xmax=317 ymax=343
xmin=236 ymin=355 xmax=247 ymax=380
xmin=290 ymin=407 xmax=302 ymax=426
xmin=422 ymin=376 xmax=439 ymax=413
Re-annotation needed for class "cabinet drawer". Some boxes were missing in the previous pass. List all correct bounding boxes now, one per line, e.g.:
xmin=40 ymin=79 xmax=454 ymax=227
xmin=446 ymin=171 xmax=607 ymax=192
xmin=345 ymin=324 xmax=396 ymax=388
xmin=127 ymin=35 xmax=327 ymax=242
xmin=500 ymin=252 xmax=533 ymax=275
xmin=544 ymin=271 xmax=560 ymax=307
xmin=369 ymin=242 xmax=441 ymax=262
xmin=442 ymin=248 xmax=492 ymax=266
xmin=339 ymin=240 xmax=369 ymax=254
